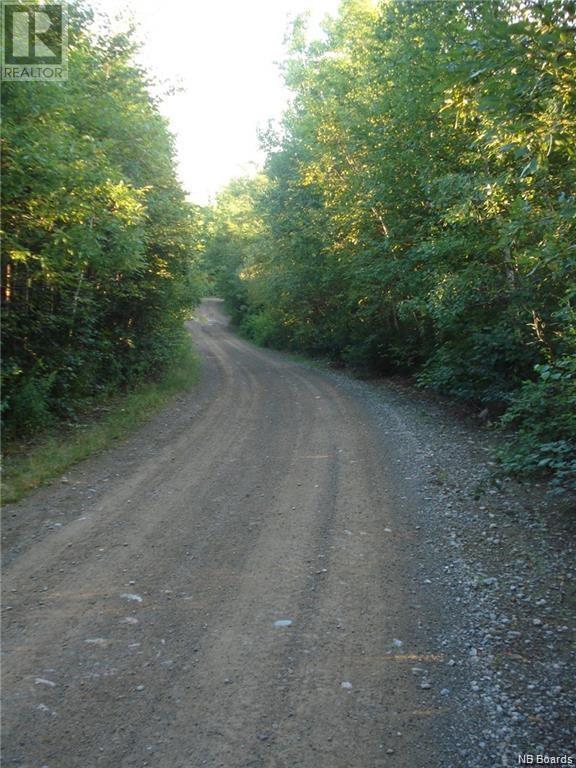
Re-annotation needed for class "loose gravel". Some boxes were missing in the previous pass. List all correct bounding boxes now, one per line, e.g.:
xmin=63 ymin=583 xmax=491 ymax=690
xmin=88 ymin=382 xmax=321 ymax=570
xmin=328 ymin=370 xmax=575 ymax=767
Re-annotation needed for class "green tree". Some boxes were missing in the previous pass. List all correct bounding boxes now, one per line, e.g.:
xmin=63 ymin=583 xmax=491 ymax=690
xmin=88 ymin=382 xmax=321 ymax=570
xmin=205 ymin=0 xmax=576 ymax=490
xmin=1 ymin=2 xmax=203 ymax=435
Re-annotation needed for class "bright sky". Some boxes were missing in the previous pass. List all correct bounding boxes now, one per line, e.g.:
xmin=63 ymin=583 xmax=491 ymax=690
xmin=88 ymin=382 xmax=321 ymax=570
xmin=94 ymin=0 xmax=342 ymax=204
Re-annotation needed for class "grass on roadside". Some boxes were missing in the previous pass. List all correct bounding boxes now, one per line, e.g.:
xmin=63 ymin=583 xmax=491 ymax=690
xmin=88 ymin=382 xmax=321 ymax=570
xmin=1 ymin=340 xmax=200 ymax=504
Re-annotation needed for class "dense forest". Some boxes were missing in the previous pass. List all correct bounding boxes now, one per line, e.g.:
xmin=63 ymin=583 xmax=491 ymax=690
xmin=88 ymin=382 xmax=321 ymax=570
xmin=2 ymin=0 xmax=574 ymax=495
xmin=1 ymin=3 xmax=204 ymax=438
xmin=204 ymin=0 xmax=576 ymax=492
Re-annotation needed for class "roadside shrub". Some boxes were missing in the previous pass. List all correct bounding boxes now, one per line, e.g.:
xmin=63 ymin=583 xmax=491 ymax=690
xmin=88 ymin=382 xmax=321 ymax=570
xmin=498 ymin=357 xmax=576 ymax=493
xmin=4 ymin=373 xmax=56 ymax=436
xmin=241 ymin=310 xmax=280 ymax=347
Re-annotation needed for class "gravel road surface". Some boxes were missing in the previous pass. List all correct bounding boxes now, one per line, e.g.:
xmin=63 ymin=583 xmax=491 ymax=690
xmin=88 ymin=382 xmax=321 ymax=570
xmin=3 ymin=299 xmax=573 ymax=768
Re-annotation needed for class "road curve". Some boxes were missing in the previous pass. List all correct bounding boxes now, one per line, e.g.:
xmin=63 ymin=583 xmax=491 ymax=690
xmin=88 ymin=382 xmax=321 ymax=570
xmin=2 ymin=299 xmax=451 ymax=768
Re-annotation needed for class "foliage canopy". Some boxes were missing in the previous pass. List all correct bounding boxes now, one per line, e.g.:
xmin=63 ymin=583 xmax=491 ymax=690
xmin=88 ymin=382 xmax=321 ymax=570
xmin=1 ymin=2 xmax=204 ymax=435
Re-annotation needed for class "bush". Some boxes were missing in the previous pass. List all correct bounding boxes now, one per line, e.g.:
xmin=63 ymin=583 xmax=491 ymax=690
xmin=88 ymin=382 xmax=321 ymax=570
xmin=4 ymin=373 xmax=56 ymax=436
xmin=498 ymin=357 xmax=576 ymax=493
xmin=240 ymin=310 xmax=279 ymax=347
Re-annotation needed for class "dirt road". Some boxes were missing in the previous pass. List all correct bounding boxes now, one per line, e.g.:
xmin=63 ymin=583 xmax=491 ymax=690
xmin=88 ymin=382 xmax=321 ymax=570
xmin=3 ymin=299 xmax=458 ymax=767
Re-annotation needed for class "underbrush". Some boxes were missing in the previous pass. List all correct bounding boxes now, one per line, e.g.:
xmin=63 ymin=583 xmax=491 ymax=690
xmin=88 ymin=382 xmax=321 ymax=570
xmin=497 ymin=357 xmax=576 ymax=495
xmin=1 ymin=337 xmax=200 ymax=503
